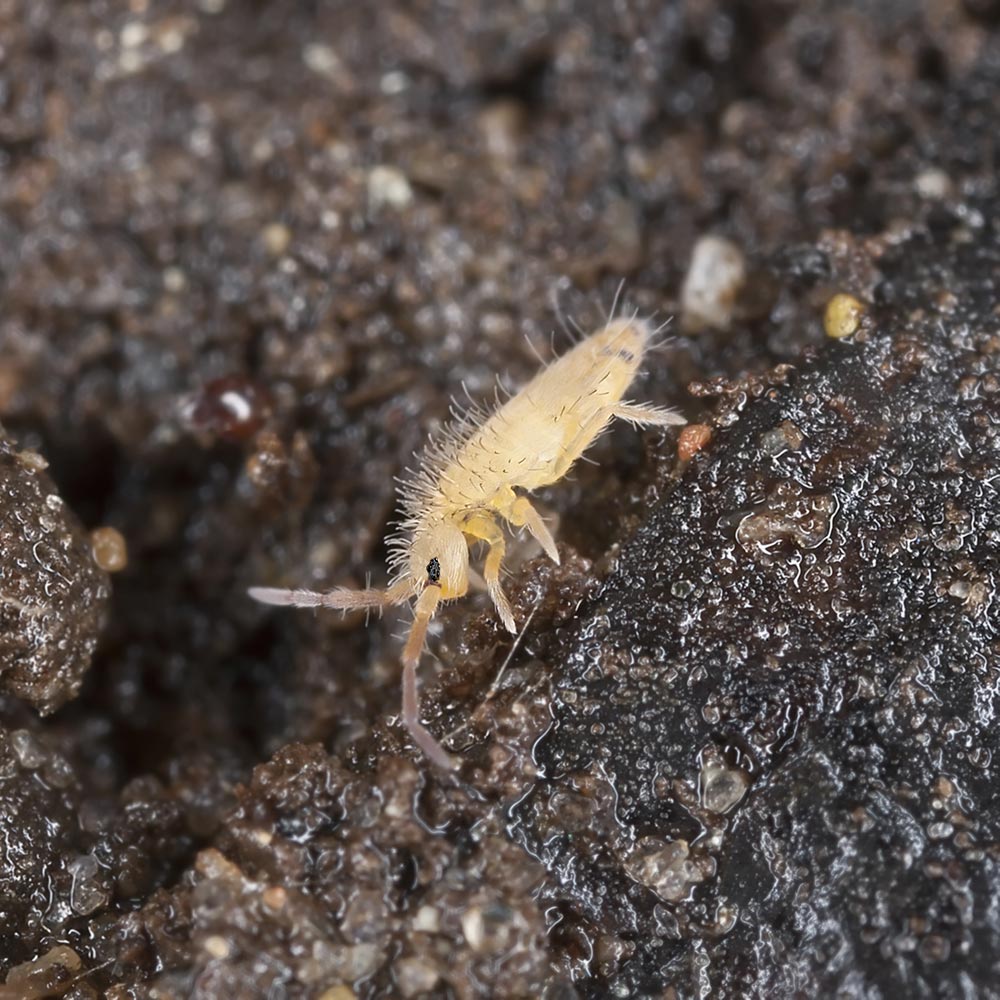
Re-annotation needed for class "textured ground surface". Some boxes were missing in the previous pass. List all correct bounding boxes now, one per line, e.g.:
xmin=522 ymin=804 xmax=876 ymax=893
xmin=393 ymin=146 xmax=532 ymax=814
xmin=2 ymin=0 xmax=1000 ymax=997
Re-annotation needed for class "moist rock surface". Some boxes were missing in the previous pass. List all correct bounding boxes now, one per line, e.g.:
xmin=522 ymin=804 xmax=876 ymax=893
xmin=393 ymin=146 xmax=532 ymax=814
xmin=0 ymin=429 xmax=109 ymax=713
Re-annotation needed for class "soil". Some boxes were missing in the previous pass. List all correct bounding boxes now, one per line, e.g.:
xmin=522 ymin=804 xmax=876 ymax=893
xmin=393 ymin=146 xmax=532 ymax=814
xmin=2 ymin=1 xmax=1000 ymax=997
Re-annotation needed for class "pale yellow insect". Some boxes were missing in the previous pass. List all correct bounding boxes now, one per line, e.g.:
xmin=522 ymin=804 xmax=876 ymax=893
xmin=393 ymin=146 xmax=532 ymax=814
xmin=250 ymin=314 xmax=685 ymax=768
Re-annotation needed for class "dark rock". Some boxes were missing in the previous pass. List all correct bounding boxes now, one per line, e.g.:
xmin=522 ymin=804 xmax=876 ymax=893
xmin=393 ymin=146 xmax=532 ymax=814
xmin=0 ymin=429 xmax=109 ymax=712
xmin=509 ymin=217 xmax=1000 ymax=997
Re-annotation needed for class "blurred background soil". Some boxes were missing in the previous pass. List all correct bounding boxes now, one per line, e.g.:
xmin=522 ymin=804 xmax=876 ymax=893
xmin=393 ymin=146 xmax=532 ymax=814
xmin=1 ymin=0 xmax=1000 ymax=997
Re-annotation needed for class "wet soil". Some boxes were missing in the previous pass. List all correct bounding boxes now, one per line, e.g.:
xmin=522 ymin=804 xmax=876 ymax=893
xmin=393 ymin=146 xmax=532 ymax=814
xmin=2 ymin=1 xmax=1000 ymax=997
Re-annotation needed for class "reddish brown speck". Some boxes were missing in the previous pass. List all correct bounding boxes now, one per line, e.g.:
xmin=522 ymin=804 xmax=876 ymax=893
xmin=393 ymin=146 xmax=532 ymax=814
xmin=678 ymin=424 xmax=712 ymax=461
xmin=181 ymin=375 xmax=272 ymax=443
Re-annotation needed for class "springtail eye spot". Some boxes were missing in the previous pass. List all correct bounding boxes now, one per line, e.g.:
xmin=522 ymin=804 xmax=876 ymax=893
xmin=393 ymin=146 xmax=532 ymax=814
xmin=250 ymin=305 xmax=686 ymax=768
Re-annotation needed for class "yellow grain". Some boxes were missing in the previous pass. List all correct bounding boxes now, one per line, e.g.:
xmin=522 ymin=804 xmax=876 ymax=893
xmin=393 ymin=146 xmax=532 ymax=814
xmin=824 ymin=293 xmax=865 ymax=339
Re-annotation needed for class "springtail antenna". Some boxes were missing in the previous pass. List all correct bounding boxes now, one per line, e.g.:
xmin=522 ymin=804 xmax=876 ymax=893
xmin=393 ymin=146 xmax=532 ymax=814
xmin=248 ymin=578 xmax=412 ymax=611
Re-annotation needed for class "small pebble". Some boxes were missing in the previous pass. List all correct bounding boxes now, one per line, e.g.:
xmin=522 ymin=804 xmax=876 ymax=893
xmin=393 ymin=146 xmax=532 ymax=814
xmin=678 ymin=424 xmax=712 ymax=461
xmin=824 ymin=293 xmax=865 ymax=339
xmin=261 ymin=222 xmax=292 ymax=256
xmin=681 ymin=235 xmax=746 ymax=331
xmin=91 ymin=526 xmax=128 ymax=572
xmin=4 ymin=945 xmax=82 ymax=987
xmin=368 ymin=165 xmax=413 ymax=211
xmin=317 ymin=988 xmax=355 ymax=1000
xmin=700 ymin=762 xmax=749 ymax=813
xmin=203 ymin=935 xmax=231 ymax=959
